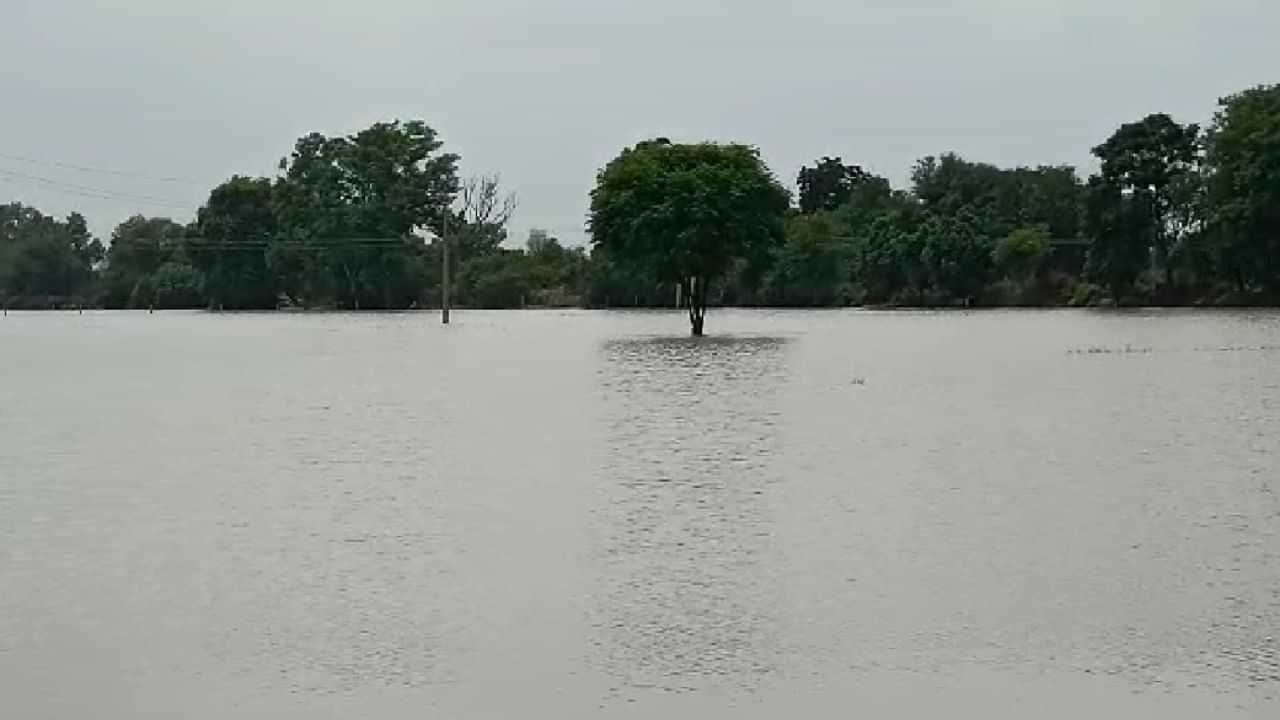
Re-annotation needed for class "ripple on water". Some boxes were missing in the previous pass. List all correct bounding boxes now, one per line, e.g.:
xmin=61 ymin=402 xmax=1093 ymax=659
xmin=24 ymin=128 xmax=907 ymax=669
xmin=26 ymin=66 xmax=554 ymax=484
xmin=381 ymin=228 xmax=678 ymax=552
xmin=590 ymin=335 xmax=790 ymax=695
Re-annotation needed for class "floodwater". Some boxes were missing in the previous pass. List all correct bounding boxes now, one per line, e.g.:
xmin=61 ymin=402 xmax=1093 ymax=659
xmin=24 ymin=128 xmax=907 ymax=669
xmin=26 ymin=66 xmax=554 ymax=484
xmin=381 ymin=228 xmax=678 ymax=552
xmin=2 ymin=308 xmax=1278 ymax=719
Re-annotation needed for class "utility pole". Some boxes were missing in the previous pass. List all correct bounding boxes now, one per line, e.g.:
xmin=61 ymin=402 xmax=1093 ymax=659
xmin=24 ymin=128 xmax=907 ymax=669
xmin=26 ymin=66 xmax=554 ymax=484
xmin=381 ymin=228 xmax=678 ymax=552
xmin=441 ymin=208 xmax=451 ymax=325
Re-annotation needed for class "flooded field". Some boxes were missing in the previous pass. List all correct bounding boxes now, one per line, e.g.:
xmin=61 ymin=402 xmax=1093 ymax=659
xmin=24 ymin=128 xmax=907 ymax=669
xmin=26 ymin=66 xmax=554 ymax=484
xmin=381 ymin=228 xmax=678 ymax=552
xmin=2 ymin=309 xmax=1278 ymax=718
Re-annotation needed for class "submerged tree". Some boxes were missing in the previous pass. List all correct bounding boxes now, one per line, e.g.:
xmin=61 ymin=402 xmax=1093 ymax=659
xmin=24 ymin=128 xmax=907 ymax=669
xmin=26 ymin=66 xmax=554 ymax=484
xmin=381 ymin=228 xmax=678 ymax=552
xmin=589 ymin=139 xmax=789 ymax=335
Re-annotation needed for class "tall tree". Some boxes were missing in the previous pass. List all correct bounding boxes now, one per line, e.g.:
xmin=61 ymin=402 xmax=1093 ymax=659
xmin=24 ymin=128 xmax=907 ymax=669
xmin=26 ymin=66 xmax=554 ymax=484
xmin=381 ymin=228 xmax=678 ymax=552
xmin=1203 ymin=85 xmax=1280 ymax=292
xmin=102 ymin=216 xmax=191 ymax=308
xmin=797 ymin=157 xmax=884 ymax=214
xmin=911 ymin=154 xmax=1006 ymax=220
xmin=1084 ymin=177 xmax=1150 ymax=302
xmin=65 ymin=212 xmax=105 ymax=271
xmin=192 ymin=176 xmax=279 ymax=309
xmin=273 ymin=120 xmax=459 ymax=308
xmin=0 ymin=203 xmax=102 ymax=306
xmin=1008 ymin=165 xmax=1086 ymax=241
xmin=1092 ymin=113 xmax=1201 ymax=284
xmin=911 ymin=154 xmax=1085 ymax=242
xmin=589 ymin=139 xmax=790 ymax=335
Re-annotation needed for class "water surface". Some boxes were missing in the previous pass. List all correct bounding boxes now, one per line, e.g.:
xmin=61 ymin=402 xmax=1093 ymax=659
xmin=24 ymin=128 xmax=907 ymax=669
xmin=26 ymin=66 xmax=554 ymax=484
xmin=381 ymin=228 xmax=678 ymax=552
xmin=2 ymin=309 xmax=1278 ymax=718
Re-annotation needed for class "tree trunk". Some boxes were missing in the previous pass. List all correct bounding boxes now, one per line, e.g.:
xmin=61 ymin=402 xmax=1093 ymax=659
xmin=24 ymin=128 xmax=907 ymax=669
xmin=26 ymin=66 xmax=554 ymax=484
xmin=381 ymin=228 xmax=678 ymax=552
xmin=342 ymin=262 xmax=360 ymax=310
xmin=686 ymin=276 xmax=708 ymax=336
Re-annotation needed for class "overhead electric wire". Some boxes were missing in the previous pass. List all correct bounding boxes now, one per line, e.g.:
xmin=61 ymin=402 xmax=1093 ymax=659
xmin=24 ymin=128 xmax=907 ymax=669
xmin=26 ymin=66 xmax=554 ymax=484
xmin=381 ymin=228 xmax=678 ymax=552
xmin=0 ymin=150 xmax=204 ymax=185
xmin=0 ymin=152 xmax=597 ymax=241
xmin=0 ymin=166 xmax=193 ymax=210
xmin=183 ymin=238 xmax=421 ymax=246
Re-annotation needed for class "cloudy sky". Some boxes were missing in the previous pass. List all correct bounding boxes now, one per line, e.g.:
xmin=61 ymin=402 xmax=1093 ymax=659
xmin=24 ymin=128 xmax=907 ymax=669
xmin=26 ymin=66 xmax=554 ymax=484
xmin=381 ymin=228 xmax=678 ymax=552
xmin=1 ymin=0 xmax=1276 ymax=242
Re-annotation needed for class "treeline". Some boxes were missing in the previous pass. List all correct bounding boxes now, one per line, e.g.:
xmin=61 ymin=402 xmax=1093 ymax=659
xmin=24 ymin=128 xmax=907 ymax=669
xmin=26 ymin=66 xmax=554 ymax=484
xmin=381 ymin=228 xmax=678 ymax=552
xmin=732 ymin=83 xmax=1280 ymax=308
xmin=3 ymin=84 xmax=1278 ymax=310
xmin=2 ymin=121 xmax=589 ymax=310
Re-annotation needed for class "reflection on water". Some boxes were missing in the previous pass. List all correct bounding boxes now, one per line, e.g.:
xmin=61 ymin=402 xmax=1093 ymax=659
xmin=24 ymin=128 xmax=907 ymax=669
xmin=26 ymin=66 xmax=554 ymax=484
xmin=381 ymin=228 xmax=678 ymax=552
xmin=592 ymin=336 xmax=789 ymax=694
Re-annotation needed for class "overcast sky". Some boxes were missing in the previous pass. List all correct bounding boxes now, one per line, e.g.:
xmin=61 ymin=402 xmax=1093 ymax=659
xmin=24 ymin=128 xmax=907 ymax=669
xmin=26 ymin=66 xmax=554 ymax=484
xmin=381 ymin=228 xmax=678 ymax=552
xmin=2 ymin=0 xmax=1276 ymax=243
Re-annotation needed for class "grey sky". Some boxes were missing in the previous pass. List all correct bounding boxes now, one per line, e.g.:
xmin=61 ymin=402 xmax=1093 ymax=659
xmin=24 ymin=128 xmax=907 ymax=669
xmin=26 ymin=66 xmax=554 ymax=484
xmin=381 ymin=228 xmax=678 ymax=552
xmin=2 ymin=0 xmax=1276 ymax=243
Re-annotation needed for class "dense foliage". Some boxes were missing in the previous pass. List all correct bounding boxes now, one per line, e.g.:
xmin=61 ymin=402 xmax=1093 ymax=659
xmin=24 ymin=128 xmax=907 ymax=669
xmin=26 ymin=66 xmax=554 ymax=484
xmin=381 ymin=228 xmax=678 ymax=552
xmin=589 ymin=139 xmax=790 ymax=334
xmin=0 ymin=205 xmax=102 ymax=308
xmin=4 ymin=84 xmax=1280 ymax=314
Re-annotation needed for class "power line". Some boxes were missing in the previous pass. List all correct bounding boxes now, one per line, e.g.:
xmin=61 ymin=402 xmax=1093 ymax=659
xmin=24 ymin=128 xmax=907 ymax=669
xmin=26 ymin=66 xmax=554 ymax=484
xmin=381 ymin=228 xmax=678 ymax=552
xmin=526 ymin=224 xmax=588 ymax=233
xmin=0 ymin=159 xmax=597 ymax=239
xmin=0 ymin=178 xmax=188 ymax=211
xmin=183 ymin=238 xmax=419 ymax=246
xmin=0 ymin=151 xmax=204 ymax=185
xmin=0 ymin=167 xmax=192 ymax=210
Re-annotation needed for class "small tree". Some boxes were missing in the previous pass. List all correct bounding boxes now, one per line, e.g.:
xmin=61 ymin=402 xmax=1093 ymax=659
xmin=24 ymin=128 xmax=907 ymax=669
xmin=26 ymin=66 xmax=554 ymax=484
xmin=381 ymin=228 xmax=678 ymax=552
xmin=917 ymin=210 xmax=993 ymax=304
xmin=452 ymin=174 xmax=518 ymax=260
xmin=588 ymin=139 xmax=789 ymax=335
xmin=765 ymin=213 xmax=852 ymax=306
xmin=994 ymin=226 xmax=1051 ymax=282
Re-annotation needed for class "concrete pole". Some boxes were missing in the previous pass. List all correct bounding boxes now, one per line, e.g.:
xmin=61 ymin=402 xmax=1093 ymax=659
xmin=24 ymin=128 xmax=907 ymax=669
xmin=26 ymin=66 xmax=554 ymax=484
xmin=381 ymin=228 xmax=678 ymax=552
xmin=442 ymin=209 xmax=451 ymax=325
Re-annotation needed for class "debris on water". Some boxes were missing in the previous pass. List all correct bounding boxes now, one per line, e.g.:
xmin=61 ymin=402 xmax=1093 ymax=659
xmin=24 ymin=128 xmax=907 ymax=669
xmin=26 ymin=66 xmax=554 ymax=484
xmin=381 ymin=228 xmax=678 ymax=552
xmin=1069 ymin=344 xmax=1154 ymax=355
xmin=1196 ymin=344 xmax=1280 ymax=353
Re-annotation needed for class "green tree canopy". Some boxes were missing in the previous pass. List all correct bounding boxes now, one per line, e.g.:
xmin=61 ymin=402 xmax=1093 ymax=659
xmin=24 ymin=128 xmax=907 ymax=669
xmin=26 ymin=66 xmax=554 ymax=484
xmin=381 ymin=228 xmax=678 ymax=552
xmin=192 ymin=176 xmax=280 ymax=309
xmin=994 ymin=226 xmax=1051 ymax=281
xmin=457 ymin=249 xmax=536 ymax=308
xmin=102 ymin=216 xmax=190 ymax=308
xmin=764 ymin=213 xmax=852 ymax=306
xmin=1092 ymin=113 xmax=1201 ymax=282
xmin=589 ymin=139 xmax=790 ymax=335
xmin=12 ymin=82 xmax=1280 ymax=313
xmin=912 ymin=153 xmax=1085 ymax=242
xmin=1204 ymin=85 xmax=1280 ymax=291
xmin=0 ymin=203 xmax=102 ymax=306
xmin=918 ymin=210 xmax=993 ymax=303
xmin=271 ymin=120 xmax=459 ymax=309
xmin=1084 ymin=176 xmax=1151 ymax=301
xmin=797 ymin=157 xmax=886 ymax=215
